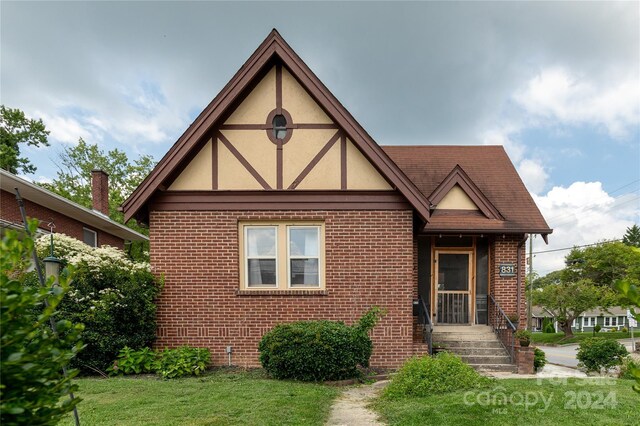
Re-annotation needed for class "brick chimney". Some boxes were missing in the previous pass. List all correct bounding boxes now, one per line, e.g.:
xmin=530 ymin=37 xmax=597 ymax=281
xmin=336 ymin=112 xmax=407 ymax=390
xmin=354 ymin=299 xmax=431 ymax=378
xmin=91 ymin=169 xmax=109 ymax=216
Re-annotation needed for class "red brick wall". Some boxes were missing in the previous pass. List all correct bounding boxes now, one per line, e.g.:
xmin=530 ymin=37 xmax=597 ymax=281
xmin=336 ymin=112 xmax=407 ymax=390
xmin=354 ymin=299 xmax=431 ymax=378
xmin=490 ymin=234 xmax=526 ymax=327
xmin=0 ymin=189 xmax=124 ymax=249
xmin=149 ymin=209 xmax=414 ymax=368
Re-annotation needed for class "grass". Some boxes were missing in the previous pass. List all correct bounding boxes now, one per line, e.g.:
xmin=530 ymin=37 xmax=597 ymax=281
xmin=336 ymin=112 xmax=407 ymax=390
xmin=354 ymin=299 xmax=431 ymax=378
xmin=63 ymin=369 xmax=340 ymax=425
xmin=372 ymin=378 xmax=639 ymax=426
xmin=531 ymin=331 xmax=630 ymax=346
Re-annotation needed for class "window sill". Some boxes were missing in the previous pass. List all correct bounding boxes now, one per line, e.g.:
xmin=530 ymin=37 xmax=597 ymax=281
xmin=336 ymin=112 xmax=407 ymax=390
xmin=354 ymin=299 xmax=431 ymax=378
xmin=236 ymin=289 xmax=329 ymax=296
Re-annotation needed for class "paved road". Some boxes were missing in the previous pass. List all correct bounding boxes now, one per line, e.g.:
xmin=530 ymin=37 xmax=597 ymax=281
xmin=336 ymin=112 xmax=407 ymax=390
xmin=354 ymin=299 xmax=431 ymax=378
xmin=538 ymin=339 xmax=637 ymax=368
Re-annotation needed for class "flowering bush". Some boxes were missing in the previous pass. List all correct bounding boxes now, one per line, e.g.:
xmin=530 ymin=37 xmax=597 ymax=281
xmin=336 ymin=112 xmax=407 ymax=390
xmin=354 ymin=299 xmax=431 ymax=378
xmin=25 ymin=233 xmax=162 ymax=374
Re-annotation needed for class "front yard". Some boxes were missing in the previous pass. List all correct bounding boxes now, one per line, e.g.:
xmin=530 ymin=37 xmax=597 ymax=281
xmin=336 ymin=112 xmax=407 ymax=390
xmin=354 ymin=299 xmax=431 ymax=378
xmin=63 ymin=369 xmax=339 ymax=425
xmin=531 ymin=331 xmax=631 ymax=346
xmin=372 ymin=378 xmax=639 ymax=426
xmin=64 ymin=369 xmax=640 ymax=426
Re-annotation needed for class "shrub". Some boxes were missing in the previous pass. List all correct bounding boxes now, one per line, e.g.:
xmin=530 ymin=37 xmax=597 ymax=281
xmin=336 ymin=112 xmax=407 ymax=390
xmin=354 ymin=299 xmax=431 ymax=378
xmin=534 ymin=348 xmax=547 ymax=371
xmin=108 ymin=346 xmax=158 ymax=375
xmin=259 ymin=307 xmax=385 ymax=381
xmin=543 ymin=322 xmax=555 ymax=334
xmin=514 ymin=329 xmax=532 ymax=345
xmin=1 ymin=224 xmax=84 ymax=425
xmin=594 ymin=324 xmax=601 ymax=334
xmin=155 ymin=347 xmax=211 ymax=379
xmin=384 ymin=352 xmax=491 ymax=398
xmin=25 ymin=233 xmax=162 ymax=374
xmin=618 ymin=357 xmax=640 ymax=380
xmin=621 ymin=327 xmax=628 ymax=333
xmin=576 ymin=338 xmax=628 ymax=373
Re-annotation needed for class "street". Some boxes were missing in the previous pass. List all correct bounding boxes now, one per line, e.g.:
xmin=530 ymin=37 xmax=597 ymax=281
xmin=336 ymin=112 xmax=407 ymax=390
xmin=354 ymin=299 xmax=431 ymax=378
xmin=538 ymin=339 xmax=637 ymax=368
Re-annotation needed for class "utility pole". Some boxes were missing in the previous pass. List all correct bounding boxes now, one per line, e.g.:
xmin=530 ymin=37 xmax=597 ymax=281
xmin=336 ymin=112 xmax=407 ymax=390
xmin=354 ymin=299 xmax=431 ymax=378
xmin=527 ymin=234 xmax=534 ymax=331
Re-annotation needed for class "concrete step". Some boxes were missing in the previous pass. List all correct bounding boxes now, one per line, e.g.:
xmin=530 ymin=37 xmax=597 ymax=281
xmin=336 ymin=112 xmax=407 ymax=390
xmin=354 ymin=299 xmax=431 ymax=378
xmin=458 ymin=354 xmax=512 ymax=365
xmin=433 ymin=340 xmax=505 ymax=349
xmin=470 ymin=363 xmax=518 ymax=373
xmin=433 ymin=325 xmax=493 ymax=333
xmin=443 ymin=347 xmax=509 ymax=356
xmin=432 ymin=332 xmax=498 ymax=341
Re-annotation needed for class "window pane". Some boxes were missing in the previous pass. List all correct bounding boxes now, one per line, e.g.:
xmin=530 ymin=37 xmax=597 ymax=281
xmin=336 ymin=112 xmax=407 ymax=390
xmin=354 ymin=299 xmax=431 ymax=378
xmin=289 ymin=227 xmax=319 ymax=256
xmin=438 ymin=254 xmax=469 ymax=291
xmin=290 ymin=259 xmax=319 ymax=286
xmin=247 ymin=227 xmax=276 ymax=256
xmin=83 ymin=229 xmax=96 ymax=247
xmin=247 ymin=259 xmax=276 ymax=286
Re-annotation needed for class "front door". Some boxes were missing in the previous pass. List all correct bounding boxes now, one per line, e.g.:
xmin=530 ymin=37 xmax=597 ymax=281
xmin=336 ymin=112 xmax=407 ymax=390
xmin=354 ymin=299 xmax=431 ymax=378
xmin=435 ymin=251 xmax=472 ymax=324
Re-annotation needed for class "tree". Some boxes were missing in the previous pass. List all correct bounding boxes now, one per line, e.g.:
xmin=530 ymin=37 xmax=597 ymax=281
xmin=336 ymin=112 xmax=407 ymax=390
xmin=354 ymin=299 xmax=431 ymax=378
xmin=623 ymin=224 xmax=640 ymax=248
xmin=41 ymin=138 xmax=155 ymax=259
xmin=0 ymin=222 xmax=83 ymax=425
xmin=614 ymin=279 xmax=640 ymax=394
xmin=563 ymin=241 xmax=640 ymax=289
xmin=0 ymin=105 xmax=50 ymax=174
xmin=532 ymin=280 xmax=613 ymax=338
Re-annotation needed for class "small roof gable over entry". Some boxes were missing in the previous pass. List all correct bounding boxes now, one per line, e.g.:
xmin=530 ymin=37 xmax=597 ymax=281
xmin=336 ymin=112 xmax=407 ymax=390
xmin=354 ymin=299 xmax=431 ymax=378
xmin=122 ymin=29 xmax=431 ymax=224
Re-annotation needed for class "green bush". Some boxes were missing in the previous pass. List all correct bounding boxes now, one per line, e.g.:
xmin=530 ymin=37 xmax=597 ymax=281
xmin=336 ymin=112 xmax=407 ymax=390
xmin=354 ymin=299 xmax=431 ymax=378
xmin=109 ymin=346 xmax=210 ymax=379
xmin=0 ymin=224 xmax=84 ymax=425
xmin=534 ymin=348 xmax=547 ymax=371
xmin=259 ymin=307 xmax=385 ymax=382
xmin=108 ymin=346 xmax=158 ymax=375
xmin=543 ymin=320 xmax=555 ymax=334
xmin=618 ymin=357 xmax=640 ymax=380
xmin=384 ymin=352 xmax=491 ymax=398
xmin=576 ymin=338 xmax=628 ymax=372
xmin=155 ymin=347 xmax=211 ymax=379
xmin=25 ymin=234 xmax=162 ymax=374
xmin=594 ymin=324 xmax=601 ymax=334
xmin=621 ymin=327 xmax=628 ymax=333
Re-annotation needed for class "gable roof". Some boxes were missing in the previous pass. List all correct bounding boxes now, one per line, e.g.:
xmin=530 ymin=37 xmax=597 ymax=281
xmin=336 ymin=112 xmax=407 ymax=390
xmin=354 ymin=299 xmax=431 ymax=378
xmin=122 ymin=29 xmax=431 ymax=223
xmin=429 ymin=164 xmax=503 ymax=220
xmin=382 ymin=145 xmax=552 ymax=236
xmin=1 ymin=169 xmax=148 ymax=242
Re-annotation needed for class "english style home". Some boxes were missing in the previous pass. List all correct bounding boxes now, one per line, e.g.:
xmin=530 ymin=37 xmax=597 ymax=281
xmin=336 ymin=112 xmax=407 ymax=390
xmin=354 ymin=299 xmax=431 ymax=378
xmin=123 ymin=30 xmax=551 ymax=371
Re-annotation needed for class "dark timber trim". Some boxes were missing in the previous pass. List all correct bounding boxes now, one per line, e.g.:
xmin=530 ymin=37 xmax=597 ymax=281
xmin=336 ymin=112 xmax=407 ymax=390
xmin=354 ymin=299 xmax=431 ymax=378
xmin=217 ymin=132 xmax=272 ymax=190
xmin=212 ymin=137 xmax=218 ymax=190
xmin=288 ymin=130 xmax=341 ymax=189
xmin=340 ymin=134 xmax=347 ymax=190
xmin=150 ymin=190 xmax=411 ymax=211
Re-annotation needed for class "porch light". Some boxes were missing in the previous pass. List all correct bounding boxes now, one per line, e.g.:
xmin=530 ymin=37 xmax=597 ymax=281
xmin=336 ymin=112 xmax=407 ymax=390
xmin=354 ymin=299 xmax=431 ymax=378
xmin=43 ymin=221 xmax=61 ymax=286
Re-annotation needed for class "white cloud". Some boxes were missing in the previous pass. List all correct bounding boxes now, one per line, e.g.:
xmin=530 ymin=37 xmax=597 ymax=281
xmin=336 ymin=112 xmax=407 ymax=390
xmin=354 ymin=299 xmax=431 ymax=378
xmin=517 ymin=159 xmax=549 ymax=194
xmin=35 ymin=111 xmax=95 ymax=144
xmin=514 ymin=67 xmax=640 ymax=140
xmin=531 ymin=182 xmax=639 ymax=275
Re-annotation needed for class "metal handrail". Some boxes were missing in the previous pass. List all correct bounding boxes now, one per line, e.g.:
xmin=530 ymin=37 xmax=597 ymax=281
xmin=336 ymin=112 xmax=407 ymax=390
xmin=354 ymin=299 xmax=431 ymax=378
xmin=488 ymin=294 xmax=516 ymax=363
xmin=417 ymin=296 xmax=433 ymax=355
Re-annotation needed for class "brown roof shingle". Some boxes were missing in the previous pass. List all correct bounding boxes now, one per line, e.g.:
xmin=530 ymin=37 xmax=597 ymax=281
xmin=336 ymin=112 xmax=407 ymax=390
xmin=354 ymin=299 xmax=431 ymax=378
xmin=382 ymin=145 xmax=552 ymax=235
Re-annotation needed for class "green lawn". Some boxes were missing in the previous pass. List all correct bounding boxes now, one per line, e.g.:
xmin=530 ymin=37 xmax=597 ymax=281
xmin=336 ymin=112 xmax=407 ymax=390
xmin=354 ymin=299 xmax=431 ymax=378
xmin=372 ymin=378 xmax=639 ymax=426
xmin=63 ymin=369 xmax=339 ymax=425
xmin=531 ymin=331 xmax=631 ymax=346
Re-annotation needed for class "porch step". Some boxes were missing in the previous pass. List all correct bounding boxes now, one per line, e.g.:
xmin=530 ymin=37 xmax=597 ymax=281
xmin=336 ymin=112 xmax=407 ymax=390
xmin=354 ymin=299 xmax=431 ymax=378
xmin=458 ymin=354 xmax=512 ymax=365
xmin=470 ymin=363 xmax=518 ymax=373
xmin=428 ymin=324 xmax=516 ymax=372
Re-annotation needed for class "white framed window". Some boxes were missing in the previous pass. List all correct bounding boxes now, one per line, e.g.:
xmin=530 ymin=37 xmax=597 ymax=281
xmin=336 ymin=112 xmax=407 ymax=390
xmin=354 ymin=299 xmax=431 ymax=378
xmin=582 ymin=317 xmax=596 ymax=327
xmin=244 ymin=226 xmax=278 ymax=287
xmin=83 ymin=227 xmax=97 ymax=247
xmin=239 ymin=222 xmax=324 ymax=291
xmin=287 ymin=226 xmax=320 ymax=287
xmin=604 ymin=317 xmax=618 ymax=327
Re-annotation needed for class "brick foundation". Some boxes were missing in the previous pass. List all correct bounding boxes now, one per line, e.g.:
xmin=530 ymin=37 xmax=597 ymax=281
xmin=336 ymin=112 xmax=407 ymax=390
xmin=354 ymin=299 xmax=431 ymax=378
xmin=150 ymin=209 xmax=415 ymax=368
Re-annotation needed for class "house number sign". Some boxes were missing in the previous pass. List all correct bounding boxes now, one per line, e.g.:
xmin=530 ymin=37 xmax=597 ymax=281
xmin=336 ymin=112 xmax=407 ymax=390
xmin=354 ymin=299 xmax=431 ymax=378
xmin=499 ymin=263 xmax=516 ymax=277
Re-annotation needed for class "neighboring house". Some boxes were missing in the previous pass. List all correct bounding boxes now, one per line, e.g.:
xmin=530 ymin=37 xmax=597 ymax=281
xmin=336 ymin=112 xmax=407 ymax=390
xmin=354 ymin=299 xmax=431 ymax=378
xmin=122 ymin=30 xmax=552 ymax=368
xmin=1 ymin=168 xmax=147 ymax=248
xmin=532 ymin=306 xmax=631 ymax=333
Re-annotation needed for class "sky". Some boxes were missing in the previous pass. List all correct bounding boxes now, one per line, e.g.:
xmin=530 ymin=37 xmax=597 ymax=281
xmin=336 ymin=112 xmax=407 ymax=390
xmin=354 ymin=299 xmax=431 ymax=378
xmin=2 ymin=1 xmax=639 ymax=276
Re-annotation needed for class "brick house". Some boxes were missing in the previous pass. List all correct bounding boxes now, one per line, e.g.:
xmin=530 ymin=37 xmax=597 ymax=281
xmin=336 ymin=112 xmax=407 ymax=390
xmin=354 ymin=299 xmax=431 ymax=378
xmin=122 ymin=30 xmax=551 ymax=371
xmin=1 ymin=168 xmax=147 ymax=248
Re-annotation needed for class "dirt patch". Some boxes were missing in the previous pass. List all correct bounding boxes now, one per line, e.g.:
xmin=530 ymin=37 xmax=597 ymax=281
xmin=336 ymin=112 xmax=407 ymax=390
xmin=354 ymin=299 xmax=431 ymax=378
xmin=326 ymin=381 xmax=388 ymax=426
